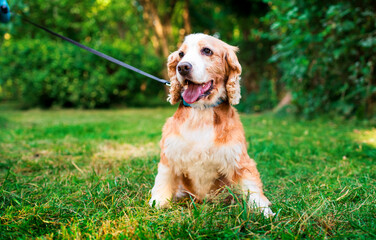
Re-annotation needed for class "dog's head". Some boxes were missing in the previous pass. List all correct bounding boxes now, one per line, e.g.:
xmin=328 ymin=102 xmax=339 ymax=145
xmin=167 ymin=33 xmax=242 ymax=108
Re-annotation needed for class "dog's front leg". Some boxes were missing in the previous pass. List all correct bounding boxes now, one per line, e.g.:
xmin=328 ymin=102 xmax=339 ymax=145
xmin=238 ymin=158 xmax=275 ymax=217
xmin=240 ymin=177 xmax=275 ymax=218
xmin=149 ymin=162 xmax=176 ymax=208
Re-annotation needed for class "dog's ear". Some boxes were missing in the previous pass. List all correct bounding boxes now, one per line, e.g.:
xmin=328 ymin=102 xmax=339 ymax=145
xmin=167 ymin=51 xmax=182 ymax=105
xmin=225 ymin=45 xmax=242 ymax=105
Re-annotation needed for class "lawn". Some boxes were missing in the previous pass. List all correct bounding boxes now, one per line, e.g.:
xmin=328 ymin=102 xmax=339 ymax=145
xmin=0 ymin=107 xmax=375 ymax=239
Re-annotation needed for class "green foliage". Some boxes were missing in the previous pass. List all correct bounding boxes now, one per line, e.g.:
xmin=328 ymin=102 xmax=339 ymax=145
xmin=237 ymin=78 xmax=278 ymax=113
xmin=0 ymin=0 xmax=145 ymax=43
xmin=266 ymin=0 xmax=376 ymax=118
xmin=1 ymin=0 xmax=375 ymax=117
xmin=0 ymin=108 xmax=375 ymax=238
xmin=0 ymin=39 xmax=165 ymax=108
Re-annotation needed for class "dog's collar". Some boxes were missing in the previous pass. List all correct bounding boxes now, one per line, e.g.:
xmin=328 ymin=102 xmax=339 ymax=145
xmin=182 ymin=98 xmax=225 ymax=108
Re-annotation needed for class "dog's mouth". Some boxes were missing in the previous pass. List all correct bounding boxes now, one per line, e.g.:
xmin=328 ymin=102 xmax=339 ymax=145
xmin=182 ymin=80 xmax=213 ymax=104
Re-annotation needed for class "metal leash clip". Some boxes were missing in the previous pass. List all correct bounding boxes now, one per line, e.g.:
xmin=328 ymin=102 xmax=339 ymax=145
xmin=0 ymin=0 xmax=10 ymax=23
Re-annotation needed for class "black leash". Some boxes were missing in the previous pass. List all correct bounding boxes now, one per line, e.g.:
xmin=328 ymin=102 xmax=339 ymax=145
xmin=8 ymin=12 xmax=171 ymax=86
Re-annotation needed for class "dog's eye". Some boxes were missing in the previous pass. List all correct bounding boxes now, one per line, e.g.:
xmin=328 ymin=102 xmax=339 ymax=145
xmin=179 ymin=51 xmax=185 ymax=58
xmin=202 ymin=47 xmax=213 ymax=56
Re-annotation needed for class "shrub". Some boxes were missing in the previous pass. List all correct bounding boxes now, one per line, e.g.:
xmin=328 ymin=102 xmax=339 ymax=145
xmin=266 ymin=0 xmax=376 ymax=118
xmin=0 ymin=39 xmax=165 ymax=108
xmin=237 ymin=78 xmax=279 ymax=113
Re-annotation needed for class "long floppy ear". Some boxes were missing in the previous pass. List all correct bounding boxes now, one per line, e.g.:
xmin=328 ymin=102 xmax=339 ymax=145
xmin=166 ymin=51 xmax=182 ymax=105
xmin=225 ymin=46 xmax=242 ymax=105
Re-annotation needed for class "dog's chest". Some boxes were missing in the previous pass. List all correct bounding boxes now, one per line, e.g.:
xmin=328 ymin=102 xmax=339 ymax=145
xmin=162 ymin=112 xmax=242 ymax=197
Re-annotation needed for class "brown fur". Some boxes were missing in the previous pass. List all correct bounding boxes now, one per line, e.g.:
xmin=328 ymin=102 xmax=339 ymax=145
xmin=160 ymin=102 xmax=266 ymax=200
xmin=151 ymin=34 xmax=272 ymax=215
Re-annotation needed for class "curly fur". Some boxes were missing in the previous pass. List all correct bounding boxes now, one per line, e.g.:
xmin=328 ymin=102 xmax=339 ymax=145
xmin=224 ymin=46 xmax=242 ymax=105
xmin=167 ymin=51 xmax=182 ymax=105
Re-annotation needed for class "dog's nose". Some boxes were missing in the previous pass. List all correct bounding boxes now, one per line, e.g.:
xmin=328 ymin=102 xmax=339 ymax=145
xmin=177 ymin=62 xmax=192 ymax=76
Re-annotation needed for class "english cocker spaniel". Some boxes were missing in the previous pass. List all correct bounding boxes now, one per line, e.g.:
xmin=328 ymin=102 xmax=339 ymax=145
xmin=149 ymin=33 xmax=274 ymax=217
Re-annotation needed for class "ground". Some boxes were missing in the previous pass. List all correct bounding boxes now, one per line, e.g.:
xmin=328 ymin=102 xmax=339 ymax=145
xmin=0 ymin=107 xmax=375 ymax=239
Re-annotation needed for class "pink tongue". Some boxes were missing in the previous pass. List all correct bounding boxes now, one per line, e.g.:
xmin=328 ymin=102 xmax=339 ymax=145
xmin=182 ymin=81 xmax=212 ymax=104
xmin=182 ymin=83 xmax=203 ymax=104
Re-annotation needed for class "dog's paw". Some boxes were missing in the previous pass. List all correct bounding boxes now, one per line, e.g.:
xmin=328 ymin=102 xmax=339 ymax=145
xmin=248 ymin=194 xmax=275 ymax=218
xmin=149 ymin=195 xmax=171 ymax=209
xmin=261 ymin=207 xmax=275 ymax=218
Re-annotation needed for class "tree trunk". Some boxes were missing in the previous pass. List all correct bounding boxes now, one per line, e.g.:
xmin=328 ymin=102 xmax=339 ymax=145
xmin=138 ymin=0 xmax=171 ymax=59
xmin=138 ymin=0 xmax=191 ymax=83
xmin=273 ymin=92 xmax=292 ymax=112
xmin=183 ymin=0 xmax=192 ymax=34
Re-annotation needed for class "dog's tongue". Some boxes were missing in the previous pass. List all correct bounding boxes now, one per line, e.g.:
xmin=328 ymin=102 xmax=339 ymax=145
xmin=182 ymin=83 xmax=203 ymax=104
xmin=182 ymin=81 xmax=211 ymax=104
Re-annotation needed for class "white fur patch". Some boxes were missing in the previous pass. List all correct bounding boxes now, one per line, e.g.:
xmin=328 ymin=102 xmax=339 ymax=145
xmin=162 ymin=108 xmax=241 ymax=199
xmin=177 ymin=34 xmax=210 ymax=85
xmin=149 ymin=164 xmax=174 ymax=208
xmin=241 ymin=179 xmax=275 ymax=218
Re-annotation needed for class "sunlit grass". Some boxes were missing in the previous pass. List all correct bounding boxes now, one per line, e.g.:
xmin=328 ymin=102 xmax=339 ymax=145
xmin=352 ymin=128 xmax=376 ymax=148
xmin=0 ymin=108 xmax=375 ymax=239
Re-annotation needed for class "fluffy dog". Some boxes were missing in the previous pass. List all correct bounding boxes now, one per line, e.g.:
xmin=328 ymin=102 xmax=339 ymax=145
xmin=149 ymin=33 xmax=274 ymax=217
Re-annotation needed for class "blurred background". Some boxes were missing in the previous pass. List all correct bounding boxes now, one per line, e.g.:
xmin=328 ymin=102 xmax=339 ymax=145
xmin=0 ymin=0 xmax=375 ymax=118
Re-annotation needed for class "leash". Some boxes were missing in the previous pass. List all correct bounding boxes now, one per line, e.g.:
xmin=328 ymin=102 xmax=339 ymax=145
xmin=0 ymin=1 xmax=170 ymax=86
xmin=20 ymin=16 xmax=171 ymax=86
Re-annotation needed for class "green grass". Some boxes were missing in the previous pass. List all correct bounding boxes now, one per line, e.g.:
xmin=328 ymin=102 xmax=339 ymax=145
xmin=0 ymin=107 xmax=375 ymax=239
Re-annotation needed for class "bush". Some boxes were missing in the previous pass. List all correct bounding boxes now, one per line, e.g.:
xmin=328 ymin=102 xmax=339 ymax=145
xmin=266 ymin=0 xmax=376 ymax=118
xmin=237 ymin=78 xmax=279 ymax=113
xmin=0 ymin=39 xmax=165 ymax=108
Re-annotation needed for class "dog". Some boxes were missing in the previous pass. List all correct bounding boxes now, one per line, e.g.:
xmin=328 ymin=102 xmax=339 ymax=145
xmin=149 ymin=33 xmax=274 ymax=217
